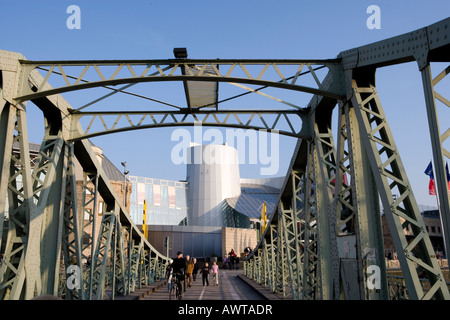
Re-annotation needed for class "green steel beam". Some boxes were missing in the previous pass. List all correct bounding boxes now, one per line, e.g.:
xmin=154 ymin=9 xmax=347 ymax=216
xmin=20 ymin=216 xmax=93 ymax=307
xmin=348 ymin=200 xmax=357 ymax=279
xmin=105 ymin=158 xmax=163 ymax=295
xmin=0 ymin=56 xmax=171 ymax=300
xmin=339 ymin=101 xmax=388 ymax=299
xmin=350 ymin=75 xmax=449 ymax=300
xmin=0 ymin=105 xmax=33 ymax=300
xmin=15 ymin=59 xmax=344 ymax=103
xmin=421 ymin=64 xmax=450 ymax=264
xmin=80 ymin=171 xmax=98 ymax=299
xmin=59 ymin=142 xmax=84 ymax=299
xmin=302 ymin=141 xmax=320 ymax=299
xmin=0 ymin=102 xmax=15 ymax=258
xmin=31 ymin=136 xmax=66 ymax=297
xmin=2 ymin=17 xmax=450 ymax=301
xmin=313 ymin=116 xmax=340 ymax=300
xmin=90 ymin=212 xmax=115 ymax=300
xmin=69 ymin=109 xmax=307 ymax=141
xmin=339 ymin=18 xmax=450 ymax=71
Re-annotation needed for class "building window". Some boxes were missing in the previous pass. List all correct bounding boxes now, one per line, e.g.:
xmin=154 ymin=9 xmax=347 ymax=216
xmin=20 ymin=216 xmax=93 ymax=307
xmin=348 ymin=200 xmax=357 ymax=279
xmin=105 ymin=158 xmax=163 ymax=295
xmin=431 ymin=226 xmax=436 ymax=233
xmin=161 ymin=185 xmax=168 ymax=207
xmin=128 ymin=176 xmax=188 ymax=226
xmin=84 ymin=208 xmax=92 ymax=221
xmin=85 ymin=184 xmax=95 ymax=195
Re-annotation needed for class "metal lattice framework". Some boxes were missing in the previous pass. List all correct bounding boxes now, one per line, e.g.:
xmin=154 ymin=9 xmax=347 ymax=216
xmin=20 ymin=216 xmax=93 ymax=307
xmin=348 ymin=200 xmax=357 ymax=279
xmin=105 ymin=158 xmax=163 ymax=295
xmin=244 ymin=18 xmax=450 ymax=300
xmin=0 ymin=18 xmax=449 ymax=300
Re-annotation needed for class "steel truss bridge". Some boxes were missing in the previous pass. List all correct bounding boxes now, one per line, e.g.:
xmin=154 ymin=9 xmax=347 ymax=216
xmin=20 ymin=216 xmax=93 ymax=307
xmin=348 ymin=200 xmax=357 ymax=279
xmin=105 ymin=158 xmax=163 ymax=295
xmin=0 ymin=18 xmax=449 ymax=300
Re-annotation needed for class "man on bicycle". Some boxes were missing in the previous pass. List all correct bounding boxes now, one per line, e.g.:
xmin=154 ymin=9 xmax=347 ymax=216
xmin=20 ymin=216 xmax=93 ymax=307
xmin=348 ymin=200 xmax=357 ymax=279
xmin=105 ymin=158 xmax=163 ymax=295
xmin=171 ymin=251 xmax=186 ymax=299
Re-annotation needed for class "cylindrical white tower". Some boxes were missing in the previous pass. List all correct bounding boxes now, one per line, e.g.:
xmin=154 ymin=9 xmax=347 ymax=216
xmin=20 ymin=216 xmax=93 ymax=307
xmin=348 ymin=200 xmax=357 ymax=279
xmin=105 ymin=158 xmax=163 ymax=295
xmin=186 ymin=144 xmax=241 ymax=226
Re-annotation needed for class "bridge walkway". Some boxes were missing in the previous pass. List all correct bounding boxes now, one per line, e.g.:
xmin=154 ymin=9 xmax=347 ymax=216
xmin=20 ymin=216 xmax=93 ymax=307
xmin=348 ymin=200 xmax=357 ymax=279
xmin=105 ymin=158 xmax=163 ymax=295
xmin=114 ymin=270 xmax=274 ymax=301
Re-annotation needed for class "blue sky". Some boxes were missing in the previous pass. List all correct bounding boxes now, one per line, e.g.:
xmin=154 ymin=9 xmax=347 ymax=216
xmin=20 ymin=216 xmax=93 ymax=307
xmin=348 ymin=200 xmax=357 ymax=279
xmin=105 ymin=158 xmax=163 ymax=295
xmin=1 ymin=0 xmax=449 ymax=208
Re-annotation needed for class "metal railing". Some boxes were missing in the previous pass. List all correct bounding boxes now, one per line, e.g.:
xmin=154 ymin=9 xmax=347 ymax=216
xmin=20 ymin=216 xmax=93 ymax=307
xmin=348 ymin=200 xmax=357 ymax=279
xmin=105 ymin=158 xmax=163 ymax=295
xmin=387 ymin=274 xmax=450 ymax=300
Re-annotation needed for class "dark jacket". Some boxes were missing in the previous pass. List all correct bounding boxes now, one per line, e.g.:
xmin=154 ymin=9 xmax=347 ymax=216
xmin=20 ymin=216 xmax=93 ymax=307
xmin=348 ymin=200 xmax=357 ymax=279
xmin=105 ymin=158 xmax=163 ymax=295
xmin=193 ymin=262 xmax=199 ymax=274
xmin=172 ymin=257 xmax=186 ymax=275
xmin=200 ymin=266 xmax=209 ymax=277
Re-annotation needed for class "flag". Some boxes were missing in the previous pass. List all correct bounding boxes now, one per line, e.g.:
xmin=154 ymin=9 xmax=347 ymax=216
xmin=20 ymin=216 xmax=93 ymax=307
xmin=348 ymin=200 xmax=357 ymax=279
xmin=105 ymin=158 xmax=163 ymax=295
xmin=447 ymin=162 xmax=450 ymax=194
xmin=425 ymin=161 xmax=450 ymax=195
xmin=261 ymin=201 xmax=267 ymax=235
xmin=331 ymin=173 xmax=349 ymax=186
xmin=331 ymin=173 xmax=349 ymax=196
xmin=424 ymin=161 xmax=434 ymax=179
xmin=343 ymin=173 xmax=349 ymax=187
xmin=143 ymin=200 xmax=148 ymax=239
xmin=428 ymin=179 xmax=436 ymax=195
xmin=425 ymin=161 xmax=436 ymax=195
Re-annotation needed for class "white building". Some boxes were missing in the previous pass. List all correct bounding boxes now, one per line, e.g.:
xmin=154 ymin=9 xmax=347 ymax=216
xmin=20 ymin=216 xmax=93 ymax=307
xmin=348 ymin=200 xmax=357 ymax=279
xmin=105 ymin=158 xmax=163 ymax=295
xmin=132 ymin=143 xmax=282 ymax=259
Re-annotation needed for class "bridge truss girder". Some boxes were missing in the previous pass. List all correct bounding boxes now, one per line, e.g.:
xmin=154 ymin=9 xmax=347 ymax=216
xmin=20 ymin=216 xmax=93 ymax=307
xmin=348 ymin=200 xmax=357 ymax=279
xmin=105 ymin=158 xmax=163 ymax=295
xmin=0 ymin=18 xmax=449 ymax=300
xmin=0 ymin=54 xmax=170 ymax=299
xmin=244 ymin=18 xmax=450 ymax=300
xmin=69 ymin=109 xmax=307 ymax=141
xmin=14 ymin=59 xmax=344 ymax=104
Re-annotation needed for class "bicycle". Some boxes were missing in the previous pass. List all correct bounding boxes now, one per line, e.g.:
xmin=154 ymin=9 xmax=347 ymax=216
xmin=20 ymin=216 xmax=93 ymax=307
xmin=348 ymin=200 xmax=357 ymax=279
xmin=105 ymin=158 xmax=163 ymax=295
xmin=169 ymin=272 xmax=183 ymax=300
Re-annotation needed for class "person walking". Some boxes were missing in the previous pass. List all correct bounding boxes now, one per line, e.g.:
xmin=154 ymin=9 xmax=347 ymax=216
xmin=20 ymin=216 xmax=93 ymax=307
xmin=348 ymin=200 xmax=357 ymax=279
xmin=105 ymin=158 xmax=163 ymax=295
xmin=166 ymin=259 xmax=174 ymax=292
xmin=192 ymin=258 xmax=199 ymax=281
xmin=211 ymin=261 xmax=219 ymax=286
xmin=200 ymin=262 xmax=210 ymax=287
xmin=171 ymin=251 xmax=186 ymax=299
xmin=185 ymin=255 xmax=194 ymax=287
xmin=223 ymin=256 xmax=229 ymax=270
xmin=229 ymin=249 xmax=237 ymax=270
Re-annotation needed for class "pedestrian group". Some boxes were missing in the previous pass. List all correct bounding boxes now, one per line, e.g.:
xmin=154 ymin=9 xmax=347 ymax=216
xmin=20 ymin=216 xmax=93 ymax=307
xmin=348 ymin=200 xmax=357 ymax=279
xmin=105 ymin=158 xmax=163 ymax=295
xmin=166 ymin=248 xmax=240 ymax=299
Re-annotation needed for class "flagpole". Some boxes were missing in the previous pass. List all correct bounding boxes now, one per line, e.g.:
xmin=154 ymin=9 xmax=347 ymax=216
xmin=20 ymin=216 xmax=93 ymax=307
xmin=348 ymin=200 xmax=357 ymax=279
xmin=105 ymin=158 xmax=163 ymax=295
xmin=434 ymin=188 xmax=448 ymax=260
xmin=431 ymin=161 xmax=447 ymax=260
xmin=425 ymin=160 xmax=447 ymax=259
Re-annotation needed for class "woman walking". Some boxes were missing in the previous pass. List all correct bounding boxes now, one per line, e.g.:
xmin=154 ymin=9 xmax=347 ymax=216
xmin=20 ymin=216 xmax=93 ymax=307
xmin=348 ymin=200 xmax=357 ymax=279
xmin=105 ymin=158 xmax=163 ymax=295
xmin=211 ymin=261 xmax=219 ymax=286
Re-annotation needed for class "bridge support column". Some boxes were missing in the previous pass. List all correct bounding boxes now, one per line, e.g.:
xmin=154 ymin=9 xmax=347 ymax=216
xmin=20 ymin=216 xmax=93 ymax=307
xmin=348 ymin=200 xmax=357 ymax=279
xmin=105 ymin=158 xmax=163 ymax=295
xmin=111 ymin=207 xmax=127 ymax=298
xmin=0 ymin=104 xmax=32 ymax=300
xmin=274 ymin=209 xmax=288 ymax=297
xmin=280 ymin=203 xmax=297 ymax=299
xmin=279 ymin=169 xmax=304 ymax=300
xmin=31 ymin=136 xmax=66 ymax=298
xmin=80 ymin=171 xmax=99 ymax=299
xmin=421 ymin=63 xmax=450 ymax=261
xmin=0 ymin=104 xmax=70 ymax=299
xmin=58 ymin=142 xmax=84 ymax=300
xmin=302 ymin=141 xmax=320 ymax=299
xmin=335 ymin=101 xmax=388 ymax=299
xmin=0 ymin=100 xmax=14 ymax=254
xmin=90 ymin=212 xmax=116 ymax=300
xmin=313 ymin=117 xmax=341 ymax=299
xmin=258 ymin=224 xmax=276 ymax=293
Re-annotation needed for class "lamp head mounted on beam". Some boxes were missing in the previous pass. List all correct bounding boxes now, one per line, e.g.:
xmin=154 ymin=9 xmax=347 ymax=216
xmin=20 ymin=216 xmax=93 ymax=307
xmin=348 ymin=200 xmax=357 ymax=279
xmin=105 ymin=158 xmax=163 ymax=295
xmin=121 ymin=161 xmax=129 ymax=175
xmin=173 ymin=48 xmax=188 ymax=59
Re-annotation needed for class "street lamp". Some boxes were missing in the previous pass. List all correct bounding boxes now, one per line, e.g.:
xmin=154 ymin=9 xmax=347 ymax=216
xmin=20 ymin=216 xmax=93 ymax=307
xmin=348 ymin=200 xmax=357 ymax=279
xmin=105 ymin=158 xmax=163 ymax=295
xmin=121 ymin=161 xmax=129 ymax=207
xmin=173 ymin=47 xmax=187 ymax=59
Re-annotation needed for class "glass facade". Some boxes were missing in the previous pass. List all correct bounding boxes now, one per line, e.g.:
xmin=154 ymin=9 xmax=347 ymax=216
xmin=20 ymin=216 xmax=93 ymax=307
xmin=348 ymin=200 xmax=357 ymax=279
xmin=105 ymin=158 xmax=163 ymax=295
xmin=128 ymin=176 xmax=188 ymax=226
xmin=221 ymin=200 xmax=251 ymax=228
